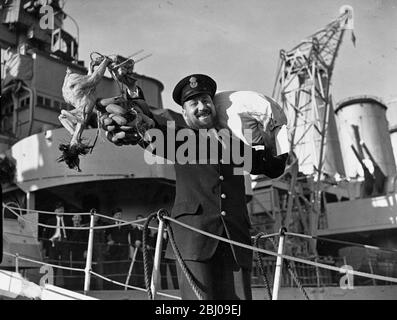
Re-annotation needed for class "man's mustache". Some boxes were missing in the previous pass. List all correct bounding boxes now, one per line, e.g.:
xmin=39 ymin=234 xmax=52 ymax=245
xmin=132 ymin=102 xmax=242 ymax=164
xmin=196 ymin=108 xmax=212 ymax=117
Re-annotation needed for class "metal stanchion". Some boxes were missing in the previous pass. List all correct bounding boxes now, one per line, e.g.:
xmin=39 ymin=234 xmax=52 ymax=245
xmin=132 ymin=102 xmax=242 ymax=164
xmin=272 ymin=227 xmax=286 ymax=300
xmin=84 ymin=210 xmax=95 ymax=294
xmin=367 ymin=255 xmax=377 ymax=286
xmin=15 ymin=253 xmax=19 ymax=273
xmin=315 ymin=256 xmax=321 ymax=287
xmin=124 ymin=248 xmax=138 ymax=290
xmin=150 ymin=210 xmax=167 ymax=299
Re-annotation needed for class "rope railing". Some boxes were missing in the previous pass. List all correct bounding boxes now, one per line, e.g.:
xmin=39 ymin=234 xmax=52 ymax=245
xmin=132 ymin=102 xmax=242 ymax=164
xmin=3 ymin=251 xmax=84 ymax=273
xmin=3 ymin=203 xmax=153 ymax=231
xmin=89 ymin=270 xmax=147 ymax=293
xmin=7 ymin=203 xmax=395 ymax=256
xmin=2 ymin=206 xmax=179 ymax=300
xmin=285 ymin=232 xmax=397 ymax=254
xmin=140 ymin=210 xmax=188 ymax=300
xmin=89 ymin=270 xmax=181 ymax=300
xmin=163 ymin=213 xmax=204 ymax=300
xmin=163 ymin=216 xmax=397 ymax=285
xmin=94 ymin=212 xmax=158 ymax=231
xmin=5 ymin=201 xmax=397 ymax=300
xmin=3 ymin=251 xmax=180 ymax=300
xmin=2 ymin=252 xmax=180 ymax=300
xmin=252 ymin=255 xmax=389 ymax=288
xmin=16 ymin=208 xmax=393 ymax=295
xmin=5 ymin=205 xmax=92 ymax=216
xmin=5 ymin=204 xmax=157 ymax=230
xmin=251 ymin=232 xmax=279 ymax=240
xmin=254 ymin=231 xmax=310 ymax=300
xmin=253 ymin=232 xmax=273 ymax=299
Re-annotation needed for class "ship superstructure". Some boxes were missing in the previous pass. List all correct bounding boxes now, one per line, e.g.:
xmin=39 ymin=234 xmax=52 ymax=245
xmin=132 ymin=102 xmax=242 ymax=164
xmin=0 ymin=0 xmax=180 ymax=290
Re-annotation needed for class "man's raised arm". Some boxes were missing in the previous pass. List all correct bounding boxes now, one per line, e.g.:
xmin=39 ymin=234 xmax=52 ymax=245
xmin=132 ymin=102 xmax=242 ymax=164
xmin=250 ymin=147 xmax=289 ymax=178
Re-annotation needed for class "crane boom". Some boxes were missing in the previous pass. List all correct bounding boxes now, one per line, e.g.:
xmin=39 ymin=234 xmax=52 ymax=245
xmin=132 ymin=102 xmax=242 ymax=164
xmin=272 ymin=6 xmax=355 ymax=244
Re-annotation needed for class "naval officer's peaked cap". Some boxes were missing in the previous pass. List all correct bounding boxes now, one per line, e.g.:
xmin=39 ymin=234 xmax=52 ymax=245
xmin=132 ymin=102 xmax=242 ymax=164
xmin=172 ymin=74 xmax=217 ymax=106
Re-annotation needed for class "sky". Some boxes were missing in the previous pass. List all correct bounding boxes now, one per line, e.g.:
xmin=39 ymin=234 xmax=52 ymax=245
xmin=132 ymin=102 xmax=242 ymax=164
xmin=62 ymin=0 xmax=397 ymax=113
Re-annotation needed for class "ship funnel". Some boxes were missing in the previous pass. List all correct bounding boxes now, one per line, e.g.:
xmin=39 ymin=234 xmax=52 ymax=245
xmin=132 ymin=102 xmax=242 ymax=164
xmin=335 ymin=95 xmax=396 ymax=178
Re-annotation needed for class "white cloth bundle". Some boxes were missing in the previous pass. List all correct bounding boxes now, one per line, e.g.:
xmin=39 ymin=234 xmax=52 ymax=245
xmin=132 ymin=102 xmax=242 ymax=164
xmin=213 ymin=91 xmax=289 ymax=155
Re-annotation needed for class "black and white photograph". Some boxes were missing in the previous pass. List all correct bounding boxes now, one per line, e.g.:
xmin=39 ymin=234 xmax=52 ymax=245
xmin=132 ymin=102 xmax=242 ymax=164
xmin=0 ymin=0 xmax=396 ymax=310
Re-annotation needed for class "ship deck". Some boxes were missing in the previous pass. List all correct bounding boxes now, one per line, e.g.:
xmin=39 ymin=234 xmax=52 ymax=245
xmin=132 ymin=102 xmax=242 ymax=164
xmin=86 ymin=285 xmax=397 ymax=300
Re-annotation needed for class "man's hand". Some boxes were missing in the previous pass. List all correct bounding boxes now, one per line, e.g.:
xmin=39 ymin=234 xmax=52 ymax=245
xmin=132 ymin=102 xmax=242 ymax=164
xmin=135 ymin=240 xmax=142 ymax=248
xmin=96 ymin=96 xmax=154 ymax=146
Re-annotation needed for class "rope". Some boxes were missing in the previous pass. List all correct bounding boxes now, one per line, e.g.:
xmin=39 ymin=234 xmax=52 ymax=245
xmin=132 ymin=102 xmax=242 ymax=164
xmin=6 ymin=199 xmax=397 ymax=296
xmin=90 ymin=271 xmax=181 ymax=300
xmin=285 ymin=232 xmax=397 ymax=254
xmin=253 ymin=233 xmax=272 ymax=300
xmin=165 ymin=216 xmax=204 ymax=300
xmin=5 ymin=204 xmax=154 ymax=229
xmin=3 ymin=252 xmax=84 ymax=273
xmin=285 ymin=260 xmax=310 ymax=300
xmin=4 ymin=204 xmax=150 ymax=231
xmin=141 ymin=209 xmax=194 ymax=301
xmin=4 ymin=205 xmax=92 ymax=216
xmin=141 ymin=209 xmax=203 ymax=300
xmin=163 ymin=216 xmax=397 ymax=284
xmin=269 ymin=232 xmax=309 ymax=300
xmin=251 ymin=232 xmax=279 ymax=239
xmin=5 ymin=204 xmax=155 ymax=227
xmin=254 ymin=231 xmax=309 ymax=300
xmin=142 ymin=211 xmax=158 ymax=300
xmin=2 ymin=252 xmax=180 ymax=300
xmin=5 ymin=206 xmax=123 ymax=230
xmin=94 ymin=212 xmax=158 ymax=231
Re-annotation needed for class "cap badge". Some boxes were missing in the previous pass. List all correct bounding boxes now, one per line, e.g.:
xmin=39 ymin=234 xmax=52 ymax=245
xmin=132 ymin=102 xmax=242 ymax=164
xmin=189 ymin=77 xmax=198 ymax=88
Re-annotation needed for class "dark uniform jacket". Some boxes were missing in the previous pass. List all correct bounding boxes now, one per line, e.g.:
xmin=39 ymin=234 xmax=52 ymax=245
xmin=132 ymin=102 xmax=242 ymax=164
xmin=105 ymin=224 xmax=133 ymax=260
xmin=137 ymin=102 xmax=288 ymax=270
xmin=68 ymin=226 xmax=89 ymax=262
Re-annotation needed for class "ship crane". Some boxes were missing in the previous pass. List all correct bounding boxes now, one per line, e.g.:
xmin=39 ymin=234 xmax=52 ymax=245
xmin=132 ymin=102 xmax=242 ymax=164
xmin=271 ymin=6 xmax=355 ymax=246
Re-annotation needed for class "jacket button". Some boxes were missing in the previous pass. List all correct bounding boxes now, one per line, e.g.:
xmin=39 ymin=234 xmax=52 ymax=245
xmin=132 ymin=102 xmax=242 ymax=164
xmin=221 ymin=211 xmax=226 ymax=216
xmin=221 ymin=193 xmax=226 ymax=199
xmin=219 ymin=175 xmax=224 ymax=181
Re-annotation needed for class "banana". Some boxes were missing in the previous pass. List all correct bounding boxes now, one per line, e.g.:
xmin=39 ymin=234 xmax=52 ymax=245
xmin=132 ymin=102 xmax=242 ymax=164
xmin=102 ymin=117 xmax=113 ymax=126
xmin=112 ymin=131 xmax=126 ymax=142
xmin=120 ymin=125 xmax=134 ymax=131
xmin=110 ymin=114 xmax=128 ymax=126
xmin=105 ymin=103 xmax=127 ymax=115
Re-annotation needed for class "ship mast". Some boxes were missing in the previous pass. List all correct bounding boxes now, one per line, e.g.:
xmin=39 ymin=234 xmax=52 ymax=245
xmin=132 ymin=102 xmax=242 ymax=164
xmin=272 ymin=6 xmax=355 ymax=242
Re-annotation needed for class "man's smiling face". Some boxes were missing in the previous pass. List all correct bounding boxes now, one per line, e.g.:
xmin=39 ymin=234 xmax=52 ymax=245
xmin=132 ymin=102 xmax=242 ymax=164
xmin=182 ymin=93 xmax=217 ymax=129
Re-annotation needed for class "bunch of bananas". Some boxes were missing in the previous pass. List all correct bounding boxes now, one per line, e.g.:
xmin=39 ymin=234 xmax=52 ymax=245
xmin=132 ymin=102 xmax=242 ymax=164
xmin=96 ymin=96 xmax=155 ymax=146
